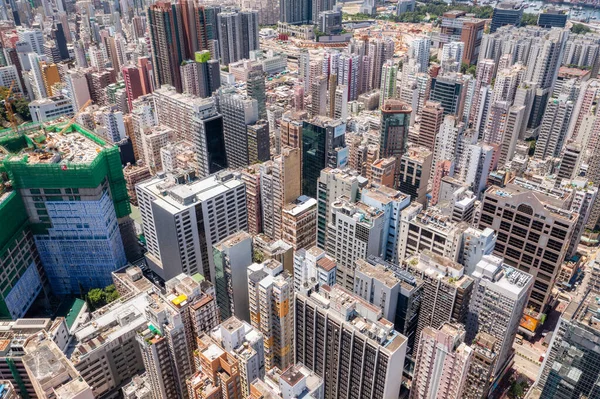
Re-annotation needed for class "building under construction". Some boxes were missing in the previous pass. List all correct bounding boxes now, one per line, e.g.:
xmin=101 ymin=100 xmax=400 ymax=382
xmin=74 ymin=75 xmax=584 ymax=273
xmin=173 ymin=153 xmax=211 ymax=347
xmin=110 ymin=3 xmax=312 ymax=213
xmin=0 ymin=121 xmax=132 ymax=298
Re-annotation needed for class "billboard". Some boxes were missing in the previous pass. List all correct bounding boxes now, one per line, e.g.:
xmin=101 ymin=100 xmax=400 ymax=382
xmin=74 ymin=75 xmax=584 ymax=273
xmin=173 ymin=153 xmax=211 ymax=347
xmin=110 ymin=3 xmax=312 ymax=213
xmin=336 ymin=146 xmax=349 ymax=168
xmin=334 ymin=123 xmax=346 ymax=138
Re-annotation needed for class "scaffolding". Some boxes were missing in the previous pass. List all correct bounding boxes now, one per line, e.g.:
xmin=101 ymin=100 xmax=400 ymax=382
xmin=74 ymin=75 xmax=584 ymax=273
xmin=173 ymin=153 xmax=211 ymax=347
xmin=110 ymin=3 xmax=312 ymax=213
xmin=2 ymin=123 xmax=131 ymax=218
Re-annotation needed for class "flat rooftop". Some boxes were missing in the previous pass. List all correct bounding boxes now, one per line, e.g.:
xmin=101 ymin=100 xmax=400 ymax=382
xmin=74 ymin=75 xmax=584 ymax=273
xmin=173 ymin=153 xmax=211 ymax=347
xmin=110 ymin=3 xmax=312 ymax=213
xmin=565 ymin=290 xmax=600 ymax=334
xmin=355 ymin=259 xmax=400 ymax=289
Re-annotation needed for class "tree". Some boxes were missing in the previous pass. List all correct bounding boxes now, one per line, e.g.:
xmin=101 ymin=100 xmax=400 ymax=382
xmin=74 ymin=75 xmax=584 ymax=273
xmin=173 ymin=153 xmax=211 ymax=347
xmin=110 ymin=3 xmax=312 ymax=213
xmin=86 ymin=284 xmax=120 ymax=310
xmin=572 ymin=23 xmax=592 ymax=34
xmin=87 ymin=288 xmax=105 ymax=309
xmin=253 ymin=249 xmax=265 ymax=263
xmin=521 ymin=13 xmax=538 ymax=26
xmin=14 ymin=98 xmax=31 ymax=121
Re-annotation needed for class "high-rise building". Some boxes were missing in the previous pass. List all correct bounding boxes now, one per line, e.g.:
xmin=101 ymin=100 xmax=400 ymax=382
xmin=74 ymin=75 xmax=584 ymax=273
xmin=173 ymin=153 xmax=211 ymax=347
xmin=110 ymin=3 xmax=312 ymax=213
xmin=219 ymin=88 xmax=259 ymax=169
xmin=301 ymin=117 xmax=347 ymax=197
xmin=534 ymin=96 xmax=574 ymax=160
xmin=217 ymin=10 xmax=259 ymax=66
xmin=398 ymin=202 xmax=468 ymax=262
xmin=410 ymin=323 xmax=472 ymax=399
xmin=24 ymin=333 xmax=95 ymax=398
xmin=418 ymin=101 xmax=444 ymax=151
xmin=136 ymin=170 xmax=247 ymax=283
xmin=315 ymin=168 xmax=367 ymax=249
xmin=535 ymin=290 xmax=600 ymax=399
xmin=281 ymin=195 xmax=317 ymax=251
xmin=429 ymin=73 xmax=467 ymax=117
xmin=440 ymin=41 xmax=464 ymax=73
xmin=280 ymin=0 xmax=311 ymax=24
xmin=180 ymin=50 xmax=221 ymax=98
xmin=490 ymin=1 xmax=523 ymax=33
xmin=398 ymin=146 xmax=432 ymax=204
xmin=295 ymin=285 xmax=407 ymax=399
xmin=409 ymin=36 xmax=430 ymax=73
xmin=380 ymin=99 xmax=411 ymax=186
xmin=0 ymin=189 xmax=46 ymax=319
xmin=29 ymin=95 xmax=75 ymax=123
xmin=404 ymin=251 xmax=474 ymax=354
xmin=293 ymin=246 xmax=336 ymax=292
xmin=138 ymin=274 xmax=220 ymax=399
xmin=247 ymin=62 xmax=267 ymax=119
xmin=2 ymin=123 xmax=130 ymax=296
xmin=362 ymin=185 xmax=411 ymax=262
xmin=379 ymin=60 xmax=398 ymax=108
xmin=476 ymin=180 xmax=577 ymax=313
xmin=247 ymin=259 xmax=294 ymax=371
xmin=210 ymin=317 xmax=266 ymax=396
xmin=154 ymin=87 xmax=228 ymax=177
xmin=71 ymin=280 xmax=149 ymax=398
xmin=188 ymin=333 xmax=244 ymax=399
xmin=260 ymin=147 xmax=301 ymax=240
xmin=122 ymin=64 xmax=145 ymax=111
xmin=213 ymin=231 xmax=253 ymax=322
xmin=247 ymin=121 xmax=270 ymax=165
xmin=147 ymin=2 xmax=184 ymax=92
xmin=241 ymin=165 xmax=263 ymax=235
xmin=353 ymin=256 xmax=423 ymax=356
xmin=466 ymin=255 xmax=533 ymax=379
xmin=325 ymin=198 xmax=385 ymax=289
xmin=464 ymin=333 xmax=499 ymax=399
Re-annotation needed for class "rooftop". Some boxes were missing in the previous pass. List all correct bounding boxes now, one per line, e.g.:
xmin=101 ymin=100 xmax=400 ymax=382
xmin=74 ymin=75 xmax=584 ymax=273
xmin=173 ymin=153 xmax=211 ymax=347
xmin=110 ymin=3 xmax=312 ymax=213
xmin=7 ymin=125 xmax=108 ymax=165
xmin=305 ymin=285 xmax=406 ymax=353
xmin=565 ymin=290 xmax=600 ymax=334
xmin=355 ymin=259 xmax=400 ymax=289
xmin=138 ymin=170 xmax=244 ymax=213
xmin=283 ymin=195 xmax=317 ymax=216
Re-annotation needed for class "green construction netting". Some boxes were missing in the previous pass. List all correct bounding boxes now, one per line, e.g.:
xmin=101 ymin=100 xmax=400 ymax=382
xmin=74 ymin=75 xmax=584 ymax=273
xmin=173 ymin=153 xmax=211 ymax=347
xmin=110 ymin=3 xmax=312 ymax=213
xmin=0 ymin=191 xmax=28 ymax=249
xmin=1 ymin=123 xmax=130 ymax=218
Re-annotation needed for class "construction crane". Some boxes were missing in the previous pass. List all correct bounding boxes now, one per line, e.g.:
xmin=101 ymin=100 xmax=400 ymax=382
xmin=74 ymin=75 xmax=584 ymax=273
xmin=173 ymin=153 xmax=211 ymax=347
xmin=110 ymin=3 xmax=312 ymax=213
xmin=3 ymin=81 xmax=18 ymax=133
xmin=57 ymin=99 xmax=93 ymax=135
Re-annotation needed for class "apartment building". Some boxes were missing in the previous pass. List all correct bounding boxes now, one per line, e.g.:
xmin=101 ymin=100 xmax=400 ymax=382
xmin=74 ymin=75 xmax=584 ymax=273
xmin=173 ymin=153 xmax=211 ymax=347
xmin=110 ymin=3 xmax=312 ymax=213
xmin=250 ymin=363 xmax=324 ymax=399
xmin=325 ymin=198 xmax=386 ymax=290
xmin=466 ymin=255 xmax=533 ymax=379
xmin=398 ymin=146 xmax=432 ymax=204
xmin=241 ymin=164 xmax=263 ymax=235
xmin=293 ymin=246 xmax=337 ymax=293
xmin=248 ymin=260 xmax=294 ymax=371
xmin=282 ymin=196 xmax=317 ymax=251
xmin=210 ymin=317 xmax=265 ymax=397
xmin=464 ymin=333 xmax=499 ymax=399
xmin=123 ymin=163 xmax=152 ymax=206
xmin=404 ymin=251 xmax=474 ymax=354
xmin=71 ymin=294 xmax=148 ymax=397
xmin=189 ymin=333 xmax=244 ymax=399
xmin=138 ymin=274 xmax=219 ymax=399
xmin=295 ymin=285 xmax=407 ymax=399
xmin=410 ymin=323 xmax=472 ymax=399
xmin=362 ymin=185 xmax=411 ymax=263
xmin=316 ymin=168 xmax=368 ymax=249
xmin=136 ymin=170 xmax=247 ymax=282
xmin=23 ymin=333 xmax=94 ymax=398
xmin=398 ymin=202 xmax=468 ymax=262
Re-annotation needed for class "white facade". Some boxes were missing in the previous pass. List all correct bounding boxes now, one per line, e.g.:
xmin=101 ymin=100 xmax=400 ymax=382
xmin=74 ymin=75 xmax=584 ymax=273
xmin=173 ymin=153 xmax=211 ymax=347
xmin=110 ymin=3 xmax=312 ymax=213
xmin=466 ymin=255 xmax=533 ymax=377
xmin=136 ymin=171 xmax=248 ymax=283
xmin=29 ymin=95 xmax=75 ymax=122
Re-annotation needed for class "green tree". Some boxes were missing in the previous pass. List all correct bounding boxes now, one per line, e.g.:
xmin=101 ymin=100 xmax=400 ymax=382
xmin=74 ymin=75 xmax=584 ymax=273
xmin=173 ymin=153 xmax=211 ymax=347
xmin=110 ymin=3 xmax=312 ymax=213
xmin=87 ymin=288 xmax=105 ymax=309
xmin=14 ymin=99 xmax=31 ymax=121
xmin=253 ymin=249 xmax=265 ymax=263
xmin=104 ymin=284 xmax=120 ymax=303
xmin=521 ymin=13 xmax=538 ymax=26
xmin=572 ymin=23 xmax=592 ymax=34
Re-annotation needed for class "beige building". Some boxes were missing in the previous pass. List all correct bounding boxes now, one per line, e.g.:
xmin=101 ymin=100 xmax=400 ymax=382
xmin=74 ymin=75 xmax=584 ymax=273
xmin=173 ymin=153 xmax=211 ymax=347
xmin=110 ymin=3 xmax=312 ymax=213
xmin=123 ymin=163 xmax=151 ymax=206
xmin=476 ymin=181 xmax=578 ymax=313
xmin=282 ymin=196 xmax=317 ymax=251
xmin=23 ymin=333 xmax=94 ymax=399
